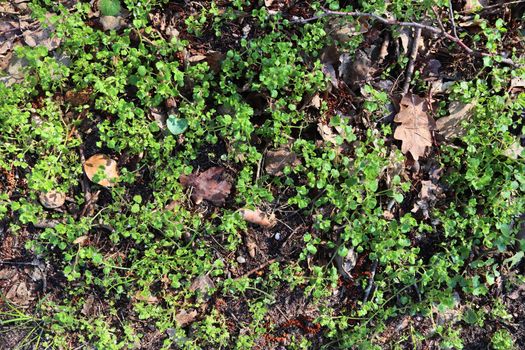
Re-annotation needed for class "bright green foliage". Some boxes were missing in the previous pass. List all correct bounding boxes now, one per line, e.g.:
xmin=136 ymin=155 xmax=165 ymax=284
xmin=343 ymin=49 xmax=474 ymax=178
xmin=1 ymin=0 xmax=524 ymax=349
xmin=99 ymin=0 xmax=121 ymax=16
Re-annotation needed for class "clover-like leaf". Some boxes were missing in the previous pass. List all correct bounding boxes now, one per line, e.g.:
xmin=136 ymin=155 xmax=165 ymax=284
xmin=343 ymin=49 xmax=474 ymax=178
xmin=167 ymin=115 xmax=188 ymax=135
xmin=99 ymin=0 xmax=121 ymax=16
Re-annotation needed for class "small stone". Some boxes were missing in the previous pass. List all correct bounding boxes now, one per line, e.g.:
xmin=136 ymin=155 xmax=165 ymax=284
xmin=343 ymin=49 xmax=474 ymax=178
xmin=274 ymin=232 xmax=281 ymax=240
xmin=236 ymin=256 xmax=246 ymax=264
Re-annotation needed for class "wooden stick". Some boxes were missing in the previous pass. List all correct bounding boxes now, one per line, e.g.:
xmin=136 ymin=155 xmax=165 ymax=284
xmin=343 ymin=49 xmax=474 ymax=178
xmin=402 ymin=27 xmax=422 ymax=94
xmin=294 ymin=8 xmax=520 ymax=67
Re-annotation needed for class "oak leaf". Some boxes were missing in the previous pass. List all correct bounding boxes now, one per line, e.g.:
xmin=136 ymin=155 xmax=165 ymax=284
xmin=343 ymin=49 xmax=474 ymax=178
xmin=394 ymin=94 xmax=436 ymax=160
xmin=436 ymin=101 xmax=475 ymax=139
xmin=179 ymin=167 xmax=232 ymax=206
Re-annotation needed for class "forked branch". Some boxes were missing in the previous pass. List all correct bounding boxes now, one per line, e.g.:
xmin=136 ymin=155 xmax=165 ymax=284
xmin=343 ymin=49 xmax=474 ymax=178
xmin=294 ymin=8 xmax=520 ymax=67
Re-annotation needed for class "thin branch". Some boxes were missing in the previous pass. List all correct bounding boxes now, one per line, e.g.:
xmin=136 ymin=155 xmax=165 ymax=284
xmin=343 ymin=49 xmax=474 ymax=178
xmin=448 ymin=0 xmax=458 ymax=39
xmin=312 ymin=8 xmax=520 ymax=67
xmin=462 ymin=0 xmax=525 ymax=12
xmin=402 ymin=27 xmax=422 ymax=94
xmin=235 ymin=257 xmax=282 ymax=280
xmin=431 ymin=6 xmax=446 ymax=34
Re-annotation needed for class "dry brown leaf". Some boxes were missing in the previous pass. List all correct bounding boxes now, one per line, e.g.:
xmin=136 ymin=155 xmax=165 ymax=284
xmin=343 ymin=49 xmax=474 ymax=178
xmin=239 ymin=208 xmax=276 ymax=228
xmin=134 ymin=291 xmax=159 ymax=303
xmin=245 ymin=236 xmax=257 ymax=258
xmin=39 ymin=190 xmax=66 ymax=209
xmin=503 ymin=140 xmax=524 ymax=159
xmin=0 ymin=269 xmax=17 ymax=280
xmin=464 ymin=0 xmax=486 ymax=12
xmin=150 ymin=107 xmax=167 ymax=130
xmin=511 ymin=76 xmax=525 ymax=94
xmin=100 ymin=15 xmax=123 ymax=31
xmin=64 ymin=88 xmax=92 ymax=106
xmin=189 ymin=274 xmax=215 ymax=295
xmin=73 ymin=235 xmax=89 ymax=245
xmin=265 ymin=148 xmax=301 ymax=176
xmin=335 ymin=247 xmax=357 ymax=279
xmin=317 ymin=123 xmax=338 ymax=144
xmin=340 ymin=50 xmax=372 ymax=89
xmin=83 ymin=154 xmax=119 ymax=187
xmin=436 ymin=101 xmax=475 ymax=139
xmin=179 ymin=167 xmax=231 ymax=206
xmin=175 ymin=309 xmax=198 ymax=327
xmin=394 ymin=94 xmax=436 ymax=160
xmin=328 ymin=17 xmax=369 ymax=42
xmin=411 ymin=180 xmax=443 ymax=219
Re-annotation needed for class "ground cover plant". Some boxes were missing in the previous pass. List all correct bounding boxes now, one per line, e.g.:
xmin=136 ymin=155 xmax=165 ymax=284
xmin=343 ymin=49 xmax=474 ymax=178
xmin=0 ymin=0 xmax=524 ymax=349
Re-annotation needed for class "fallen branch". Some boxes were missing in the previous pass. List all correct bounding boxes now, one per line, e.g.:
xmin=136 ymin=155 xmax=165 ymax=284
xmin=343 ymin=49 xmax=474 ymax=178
xmin=402 ymin=27 xmax=422 ymax=94
xmin=235 ymin=257 xmax=282 ymax=280
xmin=296 ymin=8 xmax=520 ymax=67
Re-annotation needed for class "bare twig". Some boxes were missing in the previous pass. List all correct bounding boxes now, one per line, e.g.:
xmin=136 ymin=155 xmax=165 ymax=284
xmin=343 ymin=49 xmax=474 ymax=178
xmin=461 ymin=0 xmax=525 ymax=12
xmin=363 ymin=260 xmax=378 ymax=303
xmin=448 ymin=0 xmax=458 ymax=39
xmin=402 ymin=27 xmax=422 ymax=94
xmin=431 ymin=6 xmax=446 ymax=34
xmin=300 ymin=8 xmax=520 ymax=67
xmin=33 ymin=219 xmax=63 ymax=229
xmin=235 ymin=257 xmax=282 ymax=280
xmin=0 ymin=258 xmax=41 ymax=267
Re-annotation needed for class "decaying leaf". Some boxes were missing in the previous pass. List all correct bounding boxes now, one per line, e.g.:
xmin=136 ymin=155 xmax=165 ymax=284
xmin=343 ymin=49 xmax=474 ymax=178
xmin=239 ymin=208 xmax=276 ymax=228
xmin=245 ymin=235 xmax=257 ymax=258
xmin=39 ymin=189 xmax=66 ymax=209
xmin=83 ymin=154 xmax=119 ymax=187
xmin=317 ymin=123 xmax=338 ymax=145
xmin=411 ymin=180 xmax=444 ymax=219
xmin=73 ymin=235 xmax=89 ymax=245
xmin=150 ymin=107 xmax=167 ymax=130
xmin=190 ymin=274 xmax=215 ymax=296
xmin=503 ymin=139 xmax=524 ymax=159
xmin=5 ymin=281 xmax=32 ymax=306
xmin=134 ymin=291 xmax=159 ymax=303
xmin=265 ymin=148 xmax=301 ymax=176
xmin=81 ymin=294 xmax=96 ymax=316
xmin=339 ymin=50 xmax=372 ymax=89
xmin=100 ymin=15 xmax=123 ymax=31
xmin=335 ymin=247 xmax=357 ymax=279
xmin=64 ymin=88 xmax=92 ymax=106
xmin=327 ymin=17 xmax=369 ymax=42
xmin=510 ymin=76 xmax=525 ymax=94
xmin=394 ymin=94 xmax=436 ymax=160
xmin=384 ymin=149 xmax=406 ymax=188
xmin=436 ymin=101 xmax=475 ymax=139
xmin=175 ymin=309 xmax=198 ymax=327
xmin=179 ymin=167 xmax=232 ymax=206
xmin=463 ymin=0 xmax=486 ymax=13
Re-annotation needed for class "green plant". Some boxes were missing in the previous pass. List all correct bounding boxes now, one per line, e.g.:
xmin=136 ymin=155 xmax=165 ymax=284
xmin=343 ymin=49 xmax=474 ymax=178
xmin=491 ymin=329 xmax=515 ymax=350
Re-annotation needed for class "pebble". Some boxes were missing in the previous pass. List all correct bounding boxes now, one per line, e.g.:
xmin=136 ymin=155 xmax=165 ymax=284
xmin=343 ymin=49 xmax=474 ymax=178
xmin=236 ymin=256 xmax=246 ymax=264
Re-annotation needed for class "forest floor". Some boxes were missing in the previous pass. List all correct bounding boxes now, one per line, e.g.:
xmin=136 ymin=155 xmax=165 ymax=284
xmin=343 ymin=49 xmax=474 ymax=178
xmin=1 ymin=0 xmax=525 ymax=349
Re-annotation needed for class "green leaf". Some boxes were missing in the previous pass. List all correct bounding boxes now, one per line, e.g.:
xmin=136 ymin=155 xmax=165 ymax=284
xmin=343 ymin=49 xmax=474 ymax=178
xmin=167 ymin=115 xmax=188 ymax=135
xmin=100 ymin=0 xmax=121 ymax=16
xmin=394 ymin=193 xmax=404 ymax=203
xmin=503 ymin=251 xmax=524 ymax=269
